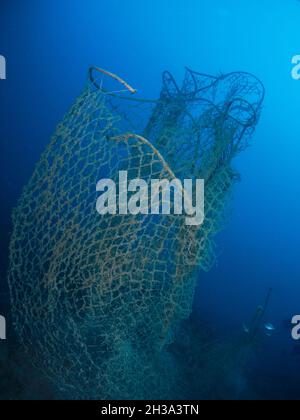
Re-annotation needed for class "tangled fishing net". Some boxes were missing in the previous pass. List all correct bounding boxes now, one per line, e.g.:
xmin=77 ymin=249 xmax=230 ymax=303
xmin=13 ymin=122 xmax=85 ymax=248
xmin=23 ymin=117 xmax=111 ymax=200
xmin=8 ymin=67 xmax=264 ymax=399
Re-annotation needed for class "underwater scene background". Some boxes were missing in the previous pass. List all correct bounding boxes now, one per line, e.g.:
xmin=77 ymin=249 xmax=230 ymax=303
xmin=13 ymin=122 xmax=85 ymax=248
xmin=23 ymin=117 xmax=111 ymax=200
xmin=0 ymin=0 xmax=300 ymax=400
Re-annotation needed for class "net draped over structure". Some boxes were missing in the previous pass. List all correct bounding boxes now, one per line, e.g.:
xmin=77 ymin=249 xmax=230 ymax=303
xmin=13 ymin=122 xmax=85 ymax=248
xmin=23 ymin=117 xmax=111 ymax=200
xmin=8 ymin=67 xmax=265 ymax=399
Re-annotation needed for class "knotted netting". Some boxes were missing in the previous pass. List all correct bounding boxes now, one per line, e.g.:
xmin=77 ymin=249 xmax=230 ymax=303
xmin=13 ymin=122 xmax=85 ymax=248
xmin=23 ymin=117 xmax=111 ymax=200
xmin=8 ymin=67 xmax=264 ymax=399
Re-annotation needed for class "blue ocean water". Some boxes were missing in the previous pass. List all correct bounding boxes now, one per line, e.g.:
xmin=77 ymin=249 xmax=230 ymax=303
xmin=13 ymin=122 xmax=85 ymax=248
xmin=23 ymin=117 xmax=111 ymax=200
xmin=0 ymin=0 xmax=300 ymax=400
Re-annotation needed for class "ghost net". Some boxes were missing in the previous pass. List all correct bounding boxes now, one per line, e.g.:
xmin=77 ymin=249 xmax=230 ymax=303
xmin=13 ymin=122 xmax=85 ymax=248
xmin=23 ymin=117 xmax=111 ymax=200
xmin=8 ymin=67 xmax=264 ymax=399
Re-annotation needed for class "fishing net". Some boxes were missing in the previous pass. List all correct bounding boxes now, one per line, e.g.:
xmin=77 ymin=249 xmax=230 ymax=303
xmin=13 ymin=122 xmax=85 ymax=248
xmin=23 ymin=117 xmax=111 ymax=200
xmin=8 ymin=67 xmax=264 ymax=399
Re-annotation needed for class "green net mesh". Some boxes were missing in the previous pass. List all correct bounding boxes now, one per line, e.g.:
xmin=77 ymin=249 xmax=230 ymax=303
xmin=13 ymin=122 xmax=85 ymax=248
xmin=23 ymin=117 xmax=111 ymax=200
xmin=8 ymin=67 xmax=264 ymax=399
